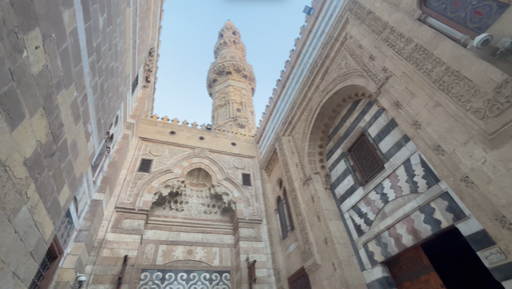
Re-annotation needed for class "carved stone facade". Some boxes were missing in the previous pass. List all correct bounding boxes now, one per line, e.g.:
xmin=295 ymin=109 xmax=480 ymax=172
xmin=5 ymin=0 xmax=512 ymax=288
xmin=257 ymin=0 xmax=512 ymax=288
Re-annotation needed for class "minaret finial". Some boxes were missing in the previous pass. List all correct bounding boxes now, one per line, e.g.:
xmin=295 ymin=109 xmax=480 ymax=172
xmin=206 ymin=23 xmax=256 ymax=136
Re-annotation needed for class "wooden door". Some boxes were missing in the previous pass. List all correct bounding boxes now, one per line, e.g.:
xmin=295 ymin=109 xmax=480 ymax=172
xmin=387 ymin=246 xmax=446 ymax=289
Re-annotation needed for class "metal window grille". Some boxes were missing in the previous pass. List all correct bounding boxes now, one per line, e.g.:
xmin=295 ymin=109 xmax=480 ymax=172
xmin=288 ymin=267 xmax=312 ymax=289
xmin=138 ymin=159 xmax=153 ymax=173
xmin=283 ymin=189 xmax=294 ymax=231
xmin=29 ymin=238 xmax=62 ymax=289
xmin=242 ymin=173 xmax=251 ymax=186
xmin=277 ymin=197 xmax=289 ymax=239
xmin=349 ymin=134 xmax=384 ymax=184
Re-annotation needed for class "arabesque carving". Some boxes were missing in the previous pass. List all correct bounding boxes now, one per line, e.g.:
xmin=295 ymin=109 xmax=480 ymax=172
xmin=347 ymin=0 xmax=512 ymax=121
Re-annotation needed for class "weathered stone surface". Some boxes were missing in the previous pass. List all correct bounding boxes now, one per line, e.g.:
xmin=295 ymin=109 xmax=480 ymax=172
xmin=0 ymin=54 xmax=12 ymax=90
xmin=44 ymin=36 xmax=63 ymax=80
xmin=48 ymin=108 xmax=66 ymax=145
xmin=70 ymin=97 xmax=82 ymax=126
xmin=12 ymin=206 xmax=41 ymax=251
xmin=0 ymin=209 xmax=15 ymax=251
xmin=57 ymin=138 xmax=71 ymax=164
xmin=35 ymin=170 xmax=57 ymax=206
xmin=1 ymin=234 xmax=29 ymax=274
xmin=10 ymin=57 xmax=42 ymax=118
xmin=9 ymin=0 xmax=39 ymax=35
xmin=35 ymin=67 xmax=59 ymax=119
xmin=0 ymin=259 xmax=24 ymax=289
xmin=41 ymin=137 xmax=60 ymax=172
xmin=52 ymin=165 xmax=66 ymax=194
xmin=24 ymin=146 xmax=46 ymax=181
xmin=30 ymin=108 xmax=51 ymax=144
xmin=23 ymin=28 xmax=46 ymax=74
xmin=0 ymin=2 xmax=25 ymax=67
xmin=0 ymin=83 xmax=26 ymax=132
xmin=12 ymin=119 xmax=38 ymax=158
xmin=69 ymin=139 xmax=80 ymax=163
xmin=84 ymin=22 xmax=94 ymax=59
xmin=68 ymin=27 xmax=82 ymax=69
xmin=58 ymin=45 xmax=75 ymax=89
xmin=47 ymin=195 xmax=63 ymax=225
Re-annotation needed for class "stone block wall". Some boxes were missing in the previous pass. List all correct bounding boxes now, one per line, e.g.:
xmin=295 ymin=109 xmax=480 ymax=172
xmin=257 ymin=0 xmax=512 ymax=288
xmin=83 ymin=120 xmax=276 ymax=289
xmin=0 ymin=0 xmax=162 ymax=288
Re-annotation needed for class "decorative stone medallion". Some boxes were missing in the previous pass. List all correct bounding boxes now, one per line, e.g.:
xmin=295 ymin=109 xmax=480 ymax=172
xmin=149 ymin=145 xmax=166 ymax=157
xmin=195 ymin=148 xmax=209 ymax=157
xmin=232 ymin=158 xmax=246 ymax=170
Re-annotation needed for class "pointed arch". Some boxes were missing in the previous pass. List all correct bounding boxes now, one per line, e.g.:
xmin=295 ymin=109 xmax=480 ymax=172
xmin=131 ymin=152 xmax=251 ymax=214
xmin=305 ymin=83 xmax=376 ymax=181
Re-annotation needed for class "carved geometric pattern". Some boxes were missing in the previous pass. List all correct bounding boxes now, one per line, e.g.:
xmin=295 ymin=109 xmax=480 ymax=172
xmin=137 ymin=270 xmax=231 ymax=289
xmin=125 ymin=172 xmax=147 ymax=203
xmin=349 ymin=153 xmax=440 ymax=236
xmin=348 ymin=0 xmax=512 ymax=121
xmin=363 ymin=192 xmax=467 ymax=266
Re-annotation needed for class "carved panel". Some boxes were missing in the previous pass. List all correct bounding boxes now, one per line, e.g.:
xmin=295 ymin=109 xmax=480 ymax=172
xmin=348 ymin=0 xmax=512 ymax=122
xmin=137 ymin=270 xmax=231 ymax=289
xmin=150 ymin=179 xmax=236 ymax=220
xmin=264 ymin=151 xmax=279 ymax=176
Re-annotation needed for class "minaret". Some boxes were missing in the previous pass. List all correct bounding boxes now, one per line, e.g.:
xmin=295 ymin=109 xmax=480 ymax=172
xmin=207 ymin=21 xmax=256 ymax=135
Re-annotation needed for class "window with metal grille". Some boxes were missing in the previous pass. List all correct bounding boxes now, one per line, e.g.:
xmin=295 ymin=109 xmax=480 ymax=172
xmin=138 ymin=159 xmax=153 ymax=173
xmin=288 ymin=267 xmax=312 ymax=289
xmin=283 ymin=189 xmax=294 ymax=231
xmin=348 ymin=133 xmax=384 ymax=184
xmin=242 ymin=173 xmax=251 ymax=186
xmin=276 ymin=197 xmax=289 ymax=239
xmin=131 ymin=74 xmax=139 ymax=94
xmin=29 ymin=237 xmax=63 ymax=289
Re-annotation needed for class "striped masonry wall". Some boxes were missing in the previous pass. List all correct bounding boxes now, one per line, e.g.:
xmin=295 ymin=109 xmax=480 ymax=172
xmin=325 ymin=99 xmax=512 ymax=289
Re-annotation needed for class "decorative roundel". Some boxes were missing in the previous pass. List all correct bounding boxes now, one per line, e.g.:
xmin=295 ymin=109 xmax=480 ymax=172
xmin=149 ymin=145 xmax=166 ymax=157
xmin=195 ymin=148 xmax=209 ymax=157
xmin=232 ymin=158 xmax=246 ymax=170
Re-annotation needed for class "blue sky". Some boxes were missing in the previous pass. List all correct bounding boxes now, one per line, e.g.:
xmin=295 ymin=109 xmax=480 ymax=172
xmin=153 ymin=0 xmax=309 ymax=126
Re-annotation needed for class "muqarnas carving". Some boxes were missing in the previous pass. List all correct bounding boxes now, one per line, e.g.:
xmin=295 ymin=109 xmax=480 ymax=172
xmin=150 ymin=168 xmax=236 ymax=219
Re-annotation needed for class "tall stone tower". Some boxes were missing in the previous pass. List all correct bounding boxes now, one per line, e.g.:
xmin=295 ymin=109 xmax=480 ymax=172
xmin=207 ymin=21 xmax=257 ymax=135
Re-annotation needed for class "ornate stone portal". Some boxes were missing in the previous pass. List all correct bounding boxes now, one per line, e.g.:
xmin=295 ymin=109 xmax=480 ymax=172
xmin=150 ymin=168 xmax=236 ymax=220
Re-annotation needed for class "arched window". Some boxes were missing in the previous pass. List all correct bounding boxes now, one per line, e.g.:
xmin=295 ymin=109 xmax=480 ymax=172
xmin=420 ymin=0 xmax=510 ymax=38
xmin=275 ymin=180 xmax=294 ymax=240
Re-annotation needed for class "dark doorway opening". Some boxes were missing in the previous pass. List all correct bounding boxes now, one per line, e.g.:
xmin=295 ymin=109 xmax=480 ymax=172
xmin=421 ymin=227 xmax=503 ymax=289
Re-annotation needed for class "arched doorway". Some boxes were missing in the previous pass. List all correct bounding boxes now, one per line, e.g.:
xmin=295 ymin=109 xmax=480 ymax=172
xmin=307 ymin=85 xmax=506 ymax=289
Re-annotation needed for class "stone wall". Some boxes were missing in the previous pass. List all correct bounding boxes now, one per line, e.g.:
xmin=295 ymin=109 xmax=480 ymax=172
xmin=258 ymin=0 xmax=512 ymax=288
xmin=0 ymin=0 xmax=162 ymax=288
xmin=84 ymin=119 xmax=276 ymax=289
